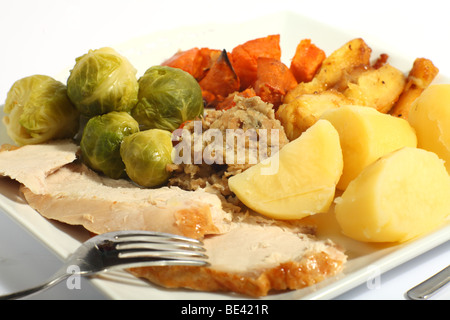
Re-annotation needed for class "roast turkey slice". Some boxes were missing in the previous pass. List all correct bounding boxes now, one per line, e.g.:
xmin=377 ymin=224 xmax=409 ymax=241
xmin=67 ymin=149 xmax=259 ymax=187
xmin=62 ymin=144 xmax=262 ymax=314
xmin=129 ymin=218 xmax=346 ymax=297
xmin=0 ymin=140 xmax=232 ymax=238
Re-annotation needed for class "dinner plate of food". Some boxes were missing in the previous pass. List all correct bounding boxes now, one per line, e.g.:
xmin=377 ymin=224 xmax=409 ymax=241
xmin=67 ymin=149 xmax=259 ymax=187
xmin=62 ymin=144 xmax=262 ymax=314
xmin=0 ymin=11 xmax=449 ymax=300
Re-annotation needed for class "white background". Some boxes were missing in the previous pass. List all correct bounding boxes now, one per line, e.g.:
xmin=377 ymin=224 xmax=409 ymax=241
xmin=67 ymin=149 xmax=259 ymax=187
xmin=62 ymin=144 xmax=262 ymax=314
xmin=0 ymin=0 xmax=448 ymax=300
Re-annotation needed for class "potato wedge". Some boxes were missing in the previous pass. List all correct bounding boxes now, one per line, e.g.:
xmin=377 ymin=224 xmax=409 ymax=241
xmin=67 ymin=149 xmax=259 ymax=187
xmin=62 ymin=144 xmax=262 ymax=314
xmin=343 ymin=64 xmax=406 ymax=113
xmin=390 ymin=58 xmax=439 ymax=119
xmin=276 ymin=90 xmax=352 ymax=140
xmin=285 ymin=38 xmax=372 ymax=102
xmin=316 ymin=38 xmax=372 ymax=88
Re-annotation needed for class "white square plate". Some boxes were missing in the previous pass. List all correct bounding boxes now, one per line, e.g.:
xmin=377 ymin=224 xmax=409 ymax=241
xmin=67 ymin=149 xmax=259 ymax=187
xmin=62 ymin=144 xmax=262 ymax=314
xmin=1 ymin=11 xmax=449 ymax=300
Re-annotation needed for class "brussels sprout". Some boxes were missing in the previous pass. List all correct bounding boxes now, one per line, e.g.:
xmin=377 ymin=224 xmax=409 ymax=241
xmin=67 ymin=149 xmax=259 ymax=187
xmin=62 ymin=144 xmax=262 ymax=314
xmin=120 ymin=129 xmax=173 ymax=187
xmin=67 ymin=47 xmax=139 ymax=117
xmin=131 ymin=65 xmax=204 ymax=132
xmin=80 ymin=111 xmax=139 ymax=179
xmin=3 ymin=75 xmax=79 ymax=146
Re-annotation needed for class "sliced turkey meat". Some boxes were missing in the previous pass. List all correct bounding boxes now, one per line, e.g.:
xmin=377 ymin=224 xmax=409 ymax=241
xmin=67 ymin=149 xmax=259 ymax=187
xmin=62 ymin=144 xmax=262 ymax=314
xmin=0 ymin=140 xmax=232 ymax=238
xmin=0 ymin=140 xmax=78 ymax=194
xmin=129 ymin=217 xmax=346 ymax=297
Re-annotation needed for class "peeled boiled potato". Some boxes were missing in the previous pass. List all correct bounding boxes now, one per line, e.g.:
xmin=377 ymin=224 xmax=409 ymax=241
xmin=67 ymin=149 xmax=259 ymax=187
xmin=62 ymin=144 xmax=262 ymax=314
xmin=335 ymin=147 xmax=450 ymax=243
xmin=408 ymin=84 xmax=450 ymax=174
xmin=321 ymin=105 xmax=417 ymax=190
xmin=228 ymin=119 xmax=343 ymax=220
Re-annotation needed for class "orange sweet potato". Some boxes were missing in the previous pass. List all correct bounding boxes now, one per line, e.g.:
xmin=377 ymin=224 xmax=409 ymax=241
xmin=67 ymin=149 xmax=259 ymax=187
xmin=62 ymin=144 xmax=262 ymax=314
xmin=162 ymin=47 xmax=221 ymax=80
xmin=161 ymin=47 xmax=202 ymax=78
xmin=197 ymin=48 xmax=222 ymax=81
xmin=290 ymin=39 xmax=326 ymax=83
xmin=199 ymin=50 xmax=240 ymax=107
xmin=230 ymin=35 xmax=282 ymax=90
xmin=254 ymin=57 xmax=298 ymax=109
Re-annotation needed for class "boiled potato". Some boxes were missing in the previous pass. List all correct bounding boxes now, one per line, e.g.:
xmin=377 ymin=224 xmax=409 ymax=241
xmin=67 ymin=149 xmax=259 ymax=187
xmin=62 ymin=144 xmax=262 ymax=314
xmin=276 ymin=90 xmax=352 ymax=140
xmin=321 ymin=105 xmax=417 ymax=190
xmin=343 ymin=64 xmax=406 ymax=113
xmin=335 ymin=147 xmax=450 ymax=242
xmin=408 ymin=84 xmax=450 ymax=174
xmin=228 ymin=120 xmax=343 ymax=220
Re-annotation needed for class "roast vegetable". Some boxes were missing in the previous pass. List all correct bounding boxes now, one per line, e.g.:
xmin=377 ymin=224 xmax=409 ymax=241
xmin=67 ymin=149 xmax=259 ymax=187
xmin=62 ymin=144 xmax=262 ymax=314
xmin=390 ymin=58 xmax=439 ymax=119
xmin=253 ymin=57 xmax=297 ymax=109
xmin=343 ymin=63 xmax=405 ymax=113
xmin=199 ymin=50 xmax=240 ymax=107
xmin=161 ymin=47 xmax=221 ymax=81
xmin=67 ymin=47 xmax=139 ymax=117
xmin=285 ymin=38 xmax=372 ymax=102
xmin=3 ymin=75 xmax=79 ymax=145
xmin=120 ymin=129 xmax=173 ymax=187
xmin=80 ymin=111 xmax=139 ymax=179
xmin=230 ymin=34 xmax=281 ymax=90
xmin=276 ymin=90 xmax=352 ymax=140
xmin=131 ymin=65 xmax=204 ymax=131
xmin=290 ymin=39 xmax=326 ymax=83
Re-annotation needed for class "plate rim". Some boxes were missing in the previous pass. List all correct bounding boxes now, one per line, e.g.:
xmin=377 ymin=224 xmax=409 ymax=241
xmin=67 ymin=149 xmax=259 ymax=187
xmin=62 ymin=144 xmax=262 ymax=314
xmin=1 ymin=10 xmax=449 ymax=300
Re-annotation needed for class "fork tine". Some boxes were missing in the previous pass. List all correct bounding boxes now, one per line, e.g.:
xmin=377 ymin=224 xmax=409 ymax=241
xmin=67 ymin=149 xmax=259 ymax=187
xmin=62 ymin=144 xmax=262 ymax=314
xmin=112 ymin=247 xmax=209 ymax=268
xmin=117 ymin=247 xmax=208 ymax=259
xmin=97 ymin=230 xmax=210 ymax=269
xmin=112 ymin=231 xmax=203 ymax=244
xmin=111 ymin=230 xmax=207 ymax=253
xmin=115 ymin=241 xmax=206 ymax=252
xmin=111 ymin=256 xmax=210 ymax=268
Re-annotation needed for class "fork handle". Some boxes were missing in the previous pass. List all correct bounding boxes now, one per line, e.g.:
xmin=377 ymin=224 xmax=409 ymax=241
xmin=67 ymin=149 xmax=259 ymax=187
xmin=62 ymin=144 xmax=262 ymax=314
xmin=0 ymin=268 xmax=69 ymax=300
xmin=406 ymin=265 xmax=450 ymax=300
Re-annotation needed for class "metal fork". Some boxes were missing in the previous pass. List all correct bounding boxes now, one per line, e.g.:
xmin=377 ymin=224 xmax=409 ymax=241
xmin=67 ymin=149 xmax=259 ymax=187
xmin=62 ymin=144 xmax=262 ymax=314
xmin=0 ymin=230 xmax=209 ymax=300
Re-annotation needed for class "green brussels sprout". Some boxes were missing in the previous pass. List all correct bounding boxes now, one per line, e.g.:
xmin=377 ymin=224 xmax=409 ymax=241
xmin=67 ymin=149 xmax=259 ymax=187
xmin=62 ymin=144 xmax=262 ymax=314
xmin=67 ymin=47 xmax=139 ymax=117
xmin=131 ymin=65 xmax=204 ymax=132
xmin=3 ymin=75 xmax=79 ymax=146
xmin=120 ymin=129 xmax=173 ymax=187
xmin=80 ymin=111 xmax=139 ymax=179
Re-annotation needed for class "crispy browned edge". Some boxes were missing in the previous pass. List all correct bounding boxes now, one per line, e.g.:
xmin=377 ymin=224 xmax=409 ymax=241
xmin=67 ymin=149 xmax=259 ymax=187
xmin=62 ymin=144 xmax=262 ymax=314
xmin=128 ymin=251 xmax=345 ymax=297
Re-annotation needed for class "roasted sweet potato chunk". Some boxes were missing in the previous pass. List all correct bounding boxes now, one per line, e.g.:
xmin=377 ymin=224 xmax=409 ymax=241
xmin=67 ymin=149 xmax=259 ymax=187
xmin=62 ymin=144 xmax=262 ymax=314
xmin=162 ymin=47 xmax=221 ymax=81
xmin=161 ymin=47 xmax=202 ymax=78
xmin=230 ymin=35 xmax=281 ymax=90
xmin=199 ymin=50 xmax=240 ymax=107
xmin=254 ymin=57 xmax=298 ymax=109
xmin=290 ymin=39 xmax=326 ymax=83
